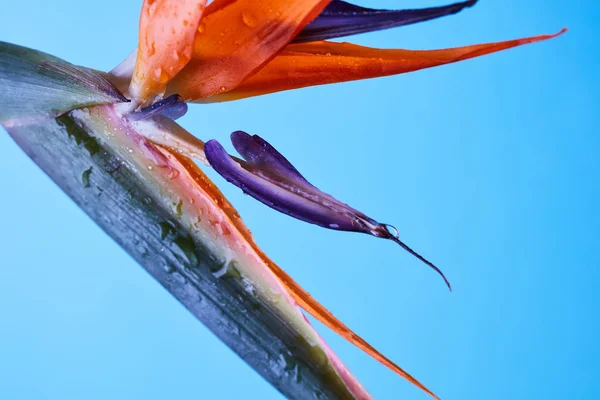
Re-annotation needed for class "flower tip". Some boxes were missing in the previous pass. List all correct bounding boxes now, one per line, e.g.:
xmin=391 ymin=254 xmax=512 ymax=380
xmin=204 ymin=138 xmax=224 ymax=155
xmin=547 ymin=27 xmax=568 ymax=39
xmin=230 ymin=129 xmax=251 ymax=142
xmin=379 ymin=225 xmax=451 ymax=291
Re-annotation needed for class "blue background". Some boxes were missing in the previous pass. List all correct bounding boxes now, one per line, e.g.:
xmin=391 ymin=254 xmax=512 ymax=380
xmin=1 ymin=1 xmax=598 ymax=399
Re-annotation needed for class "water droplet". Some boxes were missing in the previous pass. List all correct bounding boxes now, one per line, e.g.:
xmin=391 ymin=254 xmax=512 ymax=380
xmin=384 ymin=224 xmax=399 ymax=238
xmin=148 ymin=41 xmax=156 ymax=57
xmin=163 ymin=263 xmax=176 ymax=274
xmin=172 ymin=49 xmax=181 ymax=62
xmin=212 ymin=262 xmax=229 ymax=279
xmin=167 ymin=168 xmax=180 ymax=180
xmin=241 ymin=11 xmax=257 ymax=27
xmin=153 ymin=67 xmax=170 ymax=83
xmin=197 ymin=22 xmax=205 ymax=34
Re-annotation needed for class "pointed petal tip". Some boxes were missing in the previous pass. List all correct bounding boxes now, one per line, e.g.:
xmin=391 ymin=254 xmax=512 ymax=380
xmin=527 ymin=27 xmax=568 ymax=43
xmin=378 ymin=224 xmax=451 ymax=291
xmin=392 ymin=236 xmax=452 ymax=291
xmin=295 ymin=0 xmax=481 ymax=43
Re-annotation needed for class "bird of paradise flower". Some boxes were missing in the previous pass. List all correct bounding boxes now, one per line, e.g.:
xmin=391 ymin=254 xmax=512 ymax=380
xmin=0 ymin=0 xmax=565 ymax=398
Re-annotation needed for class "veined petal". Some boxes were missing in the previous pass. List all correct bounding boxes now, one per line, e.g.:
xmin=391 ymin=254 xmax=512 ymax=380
xmin=200 ymin=29 xmax=566 ymax=102
xmin=294 ymin=0 xmax=477 ymax=43
xmin=205 ymin=132 xmax=451 ymax=290
xmin=166 ymin=0 xmax=332 ymax=100
xmin=130 ymin=0 xmax=207 ymax=103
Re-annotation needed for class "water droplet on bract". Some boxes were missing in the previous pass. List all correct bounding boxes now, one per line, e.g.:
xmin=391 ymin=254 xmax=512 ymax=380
xmin=148 ymin=41 xmax=156 ymax=57
xmin=384 ymin=224 xmax=399 ymax=239
xmin=167 ymin=168 xmax=180 ymax=180
xmin=153 ymin=67 xmax=170 ymax=83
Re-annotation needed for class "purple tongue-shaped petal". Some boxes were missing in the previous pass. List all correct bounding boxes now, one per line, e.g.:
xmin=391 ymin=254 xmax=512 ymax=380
xmin=294 ymin=0 xmax=478 ymax=43
xmin=205 ymin=132 xmax=451 ymax=290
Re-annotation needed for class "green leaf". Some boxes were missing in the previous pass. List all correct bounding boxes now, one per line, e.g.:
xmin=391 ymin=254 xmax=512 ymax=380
xmin=0 ymin=41 xmax=128 ymax=127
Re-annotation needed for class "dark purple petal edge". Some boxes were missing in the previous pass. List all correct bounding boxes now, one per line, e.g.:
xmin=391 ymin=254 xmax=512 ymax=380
xmin=128 ymin=94 xmax=188 ymax=121
xmin=230 ymin=130 xmax=310 ymax=185
xmin=205 ymin=133 xmax=451 ymax=290
xmin=294 ymin=0 xmax=478 ymax=43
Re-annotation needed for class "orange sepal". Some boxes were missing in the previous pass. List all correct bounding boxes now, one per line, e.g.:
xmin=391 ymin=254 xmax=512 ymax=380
xmin=166 ymin=0 xmax=332 ymax=100
xmin=130 ymin=0 xmax=207 ymax=103
xmin=199 ymin=29 xmax=566 ymax=103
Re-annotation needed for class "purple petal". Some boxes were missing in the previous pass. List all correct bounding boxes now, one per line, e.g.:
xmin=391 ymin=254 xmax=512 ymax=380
xmin=128 ymin=94 xmax=188 ymax=121
xmin=230 ymin=130 xmax=310 ymax=185
xmin=204 ymin=138 xmax=356 ymax=231
xmin=294 ymin=0 xmax=478 ymax=43
xmin=205 ymin=132 xmax=451 ymax=290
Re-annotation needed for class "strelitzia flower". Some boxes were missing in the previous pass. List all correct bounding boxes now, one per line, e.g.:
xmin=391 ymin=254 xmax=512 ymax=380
xmin=0 ymin=0 xmax=564 ymax=398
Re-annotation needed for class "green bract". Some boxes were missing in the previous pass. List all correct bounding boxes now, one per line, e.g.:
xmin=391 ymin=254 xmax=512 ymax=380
xmin=0 ymin=42 xmax=127 ymax=127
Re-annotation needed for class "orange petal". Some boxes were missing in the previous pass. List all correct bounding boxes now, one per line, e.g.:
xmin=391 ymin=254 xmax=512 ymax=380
xmin=200 ymin=28 xmax=566 ymax=102
xmin=166 ymin=0 xmax=332 ymax=100
xmin=263 ymin=258 xmax=441 ymax=399
xmin=130 ymin=0 xmax=207 ymax=103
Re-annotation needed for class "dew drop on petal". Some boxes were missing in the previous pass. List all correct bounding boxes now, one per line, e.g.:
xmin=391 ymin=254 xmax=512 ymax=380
xmin=241 ymin=11 xmax=257 ymax=27
xmin=384 ymin=224 xmax=400 ymax=239
xmin=167 ymin=168 xmax=180 ymax=180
